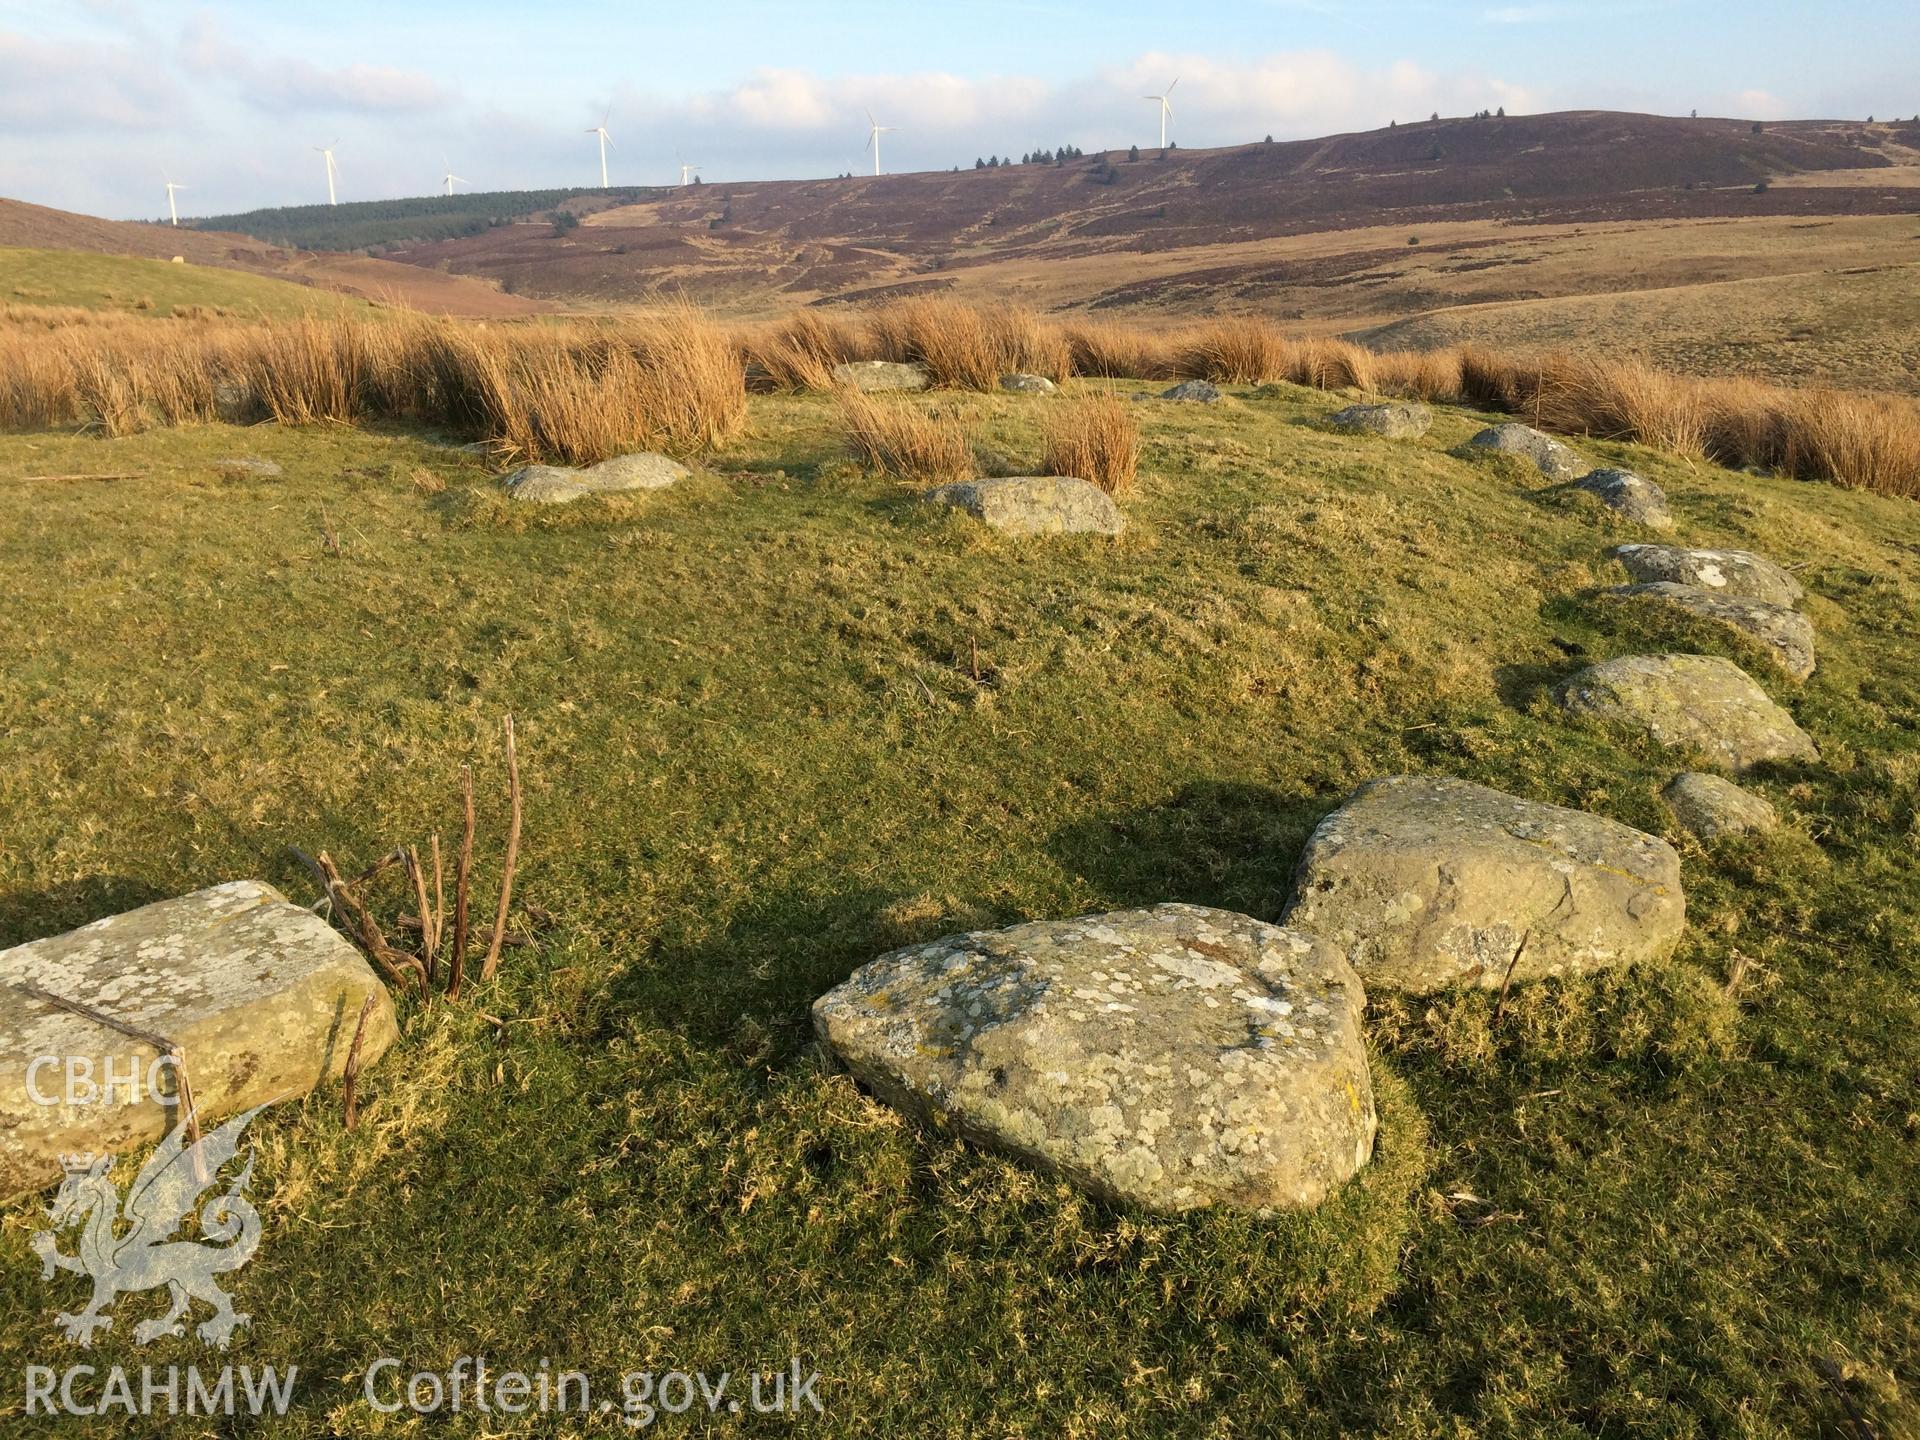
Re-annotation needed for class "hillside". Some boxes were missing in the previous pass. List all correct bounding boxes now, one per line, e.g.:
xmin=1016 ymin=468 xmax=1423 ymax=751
xmin=0 ymin=197 xmax=551 ymax=317
xmin=1 ymin=376 xmax=1916 ymax=1436
xmin=0 ymin=246 xmax=365 ymax=320
xmin=357 ymin=111 xmax=1920 ymax=311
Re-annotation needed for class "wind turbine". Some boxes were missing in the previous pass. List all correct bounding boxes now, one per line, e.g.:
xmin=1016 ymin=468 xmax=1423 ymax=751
xmin=676 ymin=152 xmax=701 ymax=186
xmin=441 ymin=154 xmax=469 ymax=196
xmin=163 ymin=176 xmax=186 ymax=227
xmin=587 ymin=108 xmax=614 ymax=187
xmin=315 ymin=143 xmax=340 ymax=205
xmin=865 ymin=108 xmax=896 ymax=177
xmin=1143 ymin=78 xmax=1178 ymax=149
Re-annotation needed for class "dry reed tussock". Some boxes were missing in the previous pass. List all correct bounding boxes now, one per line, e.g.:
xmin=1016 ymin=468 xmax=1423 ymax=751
xmin=2 ymin=294 xmax=1916 ymax=497
xmin=837 ymin=388 xmax=973 ymax=484
xmin=861 ymin=297 xmax=1072 ymax=389
xmin=1373 ymin=348 xmax=1466 ymax=401
xmin=0 ymin=304 xmax=745 ymax=461
xmin=1043 ymin=393 xmax=1140 ymax=495
xmin=741 ymin=310 xmax=865 ymax=393
xmin=1059 ymin=321 xmax=1180 ymax=382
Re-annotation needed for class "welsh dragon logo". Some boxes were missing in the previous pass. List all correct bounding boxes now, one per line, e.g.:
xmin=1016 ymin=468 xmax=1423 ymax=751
xmin=31 ymin=1106 xmax=265 ymax=1349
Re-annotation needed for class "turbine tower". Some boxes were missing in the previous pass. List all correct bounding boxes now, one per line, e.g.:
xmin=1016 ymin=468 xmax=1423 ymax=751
xmin=587 ymin=108 xmax=614 ymax=188
xmin=677 ymin=152 xmax=701 ymax=186
xmin=1143 ymin=78 xmax=1178 ymax=149
xmin=442 ymin=154 xmax=469 ymax=196
xmin=315 ymin=143 xmax=340 ymax=205
xmin=865 ymin=108 xmax=897 ymax=177
xmin=163 ymin=178 xmax=186 ymax=227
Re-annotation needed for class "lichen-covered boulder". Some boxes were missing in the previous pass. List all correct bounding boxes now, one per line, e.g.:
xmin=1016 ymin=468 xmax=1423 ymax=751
xmin=502 ymin=453 xmax=688 ymax=504
xmin=213 ymin=458 xmax=282 ymax=479
xmin=1603 ymin=581 xmax=1815 ymax=680
xmin=1663 ymin=772 xmax=1780 ymax=843
xmin=1283 ymin=776 xmax=1684 ymax=993
xmin=580 ymin=452 xmax=689 ymax=492
xmin=1160 ymin=379 xmax=1222 ymax=404
xmin=1573 ymin=468 xmax=1674 ymax=531
xmin=999 ymin=373 xmax=1058 ymax=395
xmin=1329 ymin=401 xmax=1432 ymax=439
xmin=501 ymin=464 xmax=593 ymax=504
xmin=1554 ymin=653 xmax=1818 ymax=774
xmin=832 ymin=360 xmax=931 ymax=393
xmin=927 ymin=476 xmax=1123 ymax=536
xmin=1466 ymin=422 xmax=1586 ymax=480
xmin=1 ymin=881 xmax=399 ymax=1202
xmin=1613 ymin=544 xmax=1804 ymax=608
xmin=813 ymin=904 xmax=1376 ymax=1213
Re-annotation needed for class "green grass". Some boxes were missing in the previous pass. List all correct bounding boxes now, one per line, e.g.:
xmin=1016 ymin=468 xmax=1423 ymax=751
xmin=0 ymin=247 xmax=363 ymax=320
xmin=1 ymin=384 xmax=1917 ymax=1436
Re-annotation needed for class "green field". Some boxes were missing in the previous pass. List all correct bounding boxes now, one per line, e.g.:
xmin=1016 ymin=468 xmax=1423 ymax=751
xmin=0 ymin=385 xmax=1916 ymax=1435
xmin=0 ymin=247 xmax=361 ymax=320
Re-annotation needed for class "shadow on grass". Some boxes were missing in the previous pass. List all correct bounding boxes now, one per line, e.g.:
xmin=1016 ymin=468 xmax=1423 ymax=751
xmin=1046 ymin=780 xmax=1332 ymax=922
xmin=590 ymin=784 xmax=1338 ymax=1065
xmin=0 ymin=875 xmax=170 ymax=949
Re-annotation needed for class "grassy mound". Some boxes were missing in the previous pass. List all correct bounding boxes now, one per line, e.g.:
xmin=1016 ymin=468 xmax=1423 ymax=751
xmin=0 ymin=380 xmax=1915 ymax=1435
xmin=0 ymin=246 xmax=362 ymax=321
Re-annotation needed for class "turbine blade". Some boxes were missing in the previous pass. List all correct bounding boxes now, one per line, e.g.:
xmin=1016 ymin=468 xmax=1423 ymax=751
xmin=1167 ymin=78 xmax=1179 ymax=94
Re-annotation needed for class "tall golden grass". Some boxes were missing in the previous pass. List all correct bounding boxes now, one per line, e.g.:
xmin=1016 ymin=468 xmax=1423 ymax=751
xmin=1042 ymin=393 xmax=1140 ymax=495
xmin=836 ymin=389 xmax=973 ymax=484
xmin=0 ymin=303 xmax=745 ymax=462
xmin=2 ymin=296 xmax=1915 ymax=498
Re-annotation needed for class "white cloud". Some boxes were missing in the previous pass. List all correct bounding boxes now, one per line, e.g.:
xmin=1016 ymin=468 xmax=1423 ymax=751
xmin=0 ymin=29 xmax=185 ymax=133
xmin=180 ymin=13 xmax=447 ymax=116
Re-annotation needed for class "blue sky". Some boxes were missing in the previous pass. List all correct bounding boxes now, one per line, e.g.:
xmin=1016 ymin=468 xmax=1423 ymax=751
xmin=2 ymin=1 xmax=1913 ymax=219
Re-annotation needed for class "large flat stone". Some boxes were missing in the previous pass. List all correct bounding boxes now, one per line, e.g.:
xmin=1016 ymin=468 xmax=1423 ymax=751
xmin=1466 ymin=423 xmax=1586 ymax=481
xmin=2 ymin=881 xmax=398 ymax=1201
xmin=1329 ymin=401 xmax=1432 ymax=439
xmin=1602 ymin=581 xmax=1816 ymax=680
xmin=1663 ymin=772 xmax=1780 ymax=843
xmin=1554 ymin=653 xmax=1819 ymax=774
xmin=813 ymin=903 xmax=1376 ymax=1213
xmin=501 ymin=452 xmax=688 ymax=504
xmin=927 ymin=476 xmax=1123 ymax=536
xmin=1283 ymin=775 xmax=1685 ymax=992
xmin=1612 ymin=544 xmax=1804 ymax=608
xmin=1574 ymin=469 xmax=1674 ymax=531
xmin=578 ymin=452 xmax=689 ymax=492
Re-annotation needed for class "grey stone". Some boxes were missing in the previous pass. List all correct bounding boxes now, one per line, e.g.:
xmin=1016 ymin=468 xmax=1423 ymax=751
xmin=1603 ymin=582 xmax=1816 ymax=681
xmin=999 ymin=373 xmax=1058 ymax=395
xmin=1466 ymin=422 xmax=1586 ymax=481
xmin=1554 ymin=653 xmax=1819 ymax=774
xmin=211 ymin=381 xmax=263 ymax=426
xmin=578 ymin=452 xmax=689 ymax=492
xmin=927 ymin=476 xmax=1123 ymax=536
xmin=832 ymin=360 xmax=931 ymax=393
xmin=1283 ymin=776 xmax=1684 ymax=993
xmin=813 ymin=903 xmax=1376 ymax=1213
xmin=1663 ymin=772 xmax=1779 ymax=843
xmin=1328 ymin=401 xmax=1432 ymax=439
xmin=213 ymin=458 xmax=282 ymax=479
xmin=502 ymin=453 xmax=688 ymax=504
xmin=1160 ymin=379 xmax=1223 ymax=404
xmin=501 ymin=464 xmax=591 ymax=504
xmin=1613 ymin=544 xmax=1804 ymax=608
xmin=1573 ymin=468 xmax=1674 ymax=531
xmin=1 ymin=881 xmax=399 ymax=1202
